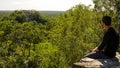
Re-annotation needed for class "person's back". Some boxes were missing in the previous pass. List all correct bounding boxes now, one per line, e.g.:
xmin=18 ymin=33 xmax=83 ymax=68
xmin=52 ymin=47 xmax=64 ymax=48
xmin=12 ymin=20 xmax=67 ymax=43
xmin=102 ymin=27 xmax=119 ymax=58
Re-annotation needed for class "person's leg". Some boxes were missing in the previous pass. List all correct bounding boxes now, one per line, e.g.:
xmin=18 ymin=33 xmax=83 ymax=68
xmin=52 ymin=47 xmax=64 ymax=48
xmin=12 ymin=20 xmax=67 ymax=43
xmin=84 ymin=51 xmax=108 ymax=59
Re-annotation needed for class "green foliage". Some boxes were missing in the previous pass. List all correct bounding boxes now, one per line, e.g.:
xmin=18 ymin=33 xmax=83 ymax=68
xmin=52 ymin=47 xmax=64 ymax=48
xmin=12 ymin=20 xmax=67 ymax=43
xmin=93 ymin=0 xmax=118 ymax=29
xmin=1 ymin=10 xmax=47 ymax=24
xmin=35 ymin=42 xmax=67 ymax=68
xmin=0 ymin=1 xmax=119 ymax=68
xmin=48 ymin=5 xmax=101 ymax=66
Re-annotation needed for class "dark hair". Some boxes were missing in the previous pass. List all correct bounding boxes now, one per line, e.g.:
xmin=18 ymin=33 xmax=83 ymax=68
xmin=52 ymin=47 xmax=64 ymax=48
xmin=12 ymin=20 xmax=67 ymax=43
xmin=102 ymin=16 xmax=111 ymax=26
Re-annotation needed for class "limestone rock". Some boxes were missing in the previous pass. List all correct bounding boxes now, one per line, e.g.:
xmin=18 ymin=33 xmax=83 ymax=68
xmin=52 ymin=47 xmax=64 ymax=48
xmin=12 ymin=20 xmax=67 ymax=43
xmin=73 ymin=52 xmax=120 ymax=68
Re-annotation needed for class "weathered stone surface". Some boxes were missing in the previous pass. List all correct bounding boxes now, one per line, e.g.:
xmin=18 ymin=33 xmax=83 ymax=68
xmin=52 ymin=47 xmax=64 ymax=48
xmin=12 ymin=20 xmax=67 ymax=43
xmin=73 ymin=52 xmax=120 ymax=68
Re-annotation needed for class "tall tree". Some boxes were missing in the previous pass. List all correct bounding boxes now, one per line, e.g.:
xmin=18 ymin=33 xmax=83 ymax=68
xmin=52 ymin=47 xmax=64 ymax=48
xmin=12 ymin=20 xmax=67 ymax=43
xmin=93 ymin=0 xmax=118 ymax=29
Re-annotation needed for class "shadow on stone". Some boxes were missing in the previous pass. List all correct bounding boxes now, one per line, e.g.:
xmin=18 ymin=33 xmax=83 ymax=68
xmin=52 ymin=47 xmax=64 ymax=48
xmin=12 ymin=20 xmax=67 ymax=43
xmin=98 ymin=57 xmax=119 ymax=68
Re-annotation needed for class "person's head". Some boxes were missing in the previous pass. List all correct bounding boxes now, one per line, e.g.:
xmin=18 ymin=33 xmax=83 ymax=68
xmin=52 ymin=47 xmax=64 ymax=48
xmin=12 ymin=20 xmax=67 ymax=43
xmin=101 ymin=16 xmax=111 ymax=29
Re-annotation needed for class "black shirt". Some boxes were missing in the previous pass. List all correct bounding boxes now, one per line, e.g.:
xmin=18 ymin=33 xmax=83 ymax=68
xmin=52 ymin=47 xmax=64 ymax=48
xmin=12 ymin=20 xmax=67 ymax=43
xmin=98 ymin=27 xmax=119 ymax=58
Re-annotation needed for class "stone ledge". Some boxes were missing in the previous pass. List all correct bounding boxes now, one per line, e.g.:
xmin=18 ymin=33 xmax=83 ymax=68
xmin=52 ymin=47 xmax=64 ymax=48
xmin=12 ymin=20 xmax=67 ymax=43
xmin=73 ymin=52 xmax=120 ymax=68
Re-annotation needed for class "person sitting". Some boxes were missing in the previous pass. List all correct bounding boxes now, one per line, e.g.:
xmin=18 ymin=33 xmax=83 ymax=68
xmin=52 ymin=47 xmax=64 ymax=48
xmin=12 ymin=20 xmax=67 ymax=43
xmin=84 ymin=16 xmax=119 ymax=59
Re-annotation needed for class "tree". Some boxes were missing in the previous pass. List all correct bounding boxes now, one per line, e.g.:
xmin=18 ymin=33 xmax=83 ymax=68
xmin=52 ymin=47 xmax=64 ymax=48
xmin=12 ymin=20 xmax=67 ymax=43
xmin=23 ymin=10 xmax=47 ymax=24
xmin=48 ymin=4 xmax=101 ymax=66
xmin=93 ymin=0 xmax=118 ymax=28
xmin=10 ymin=10 xmax=27 ymax=23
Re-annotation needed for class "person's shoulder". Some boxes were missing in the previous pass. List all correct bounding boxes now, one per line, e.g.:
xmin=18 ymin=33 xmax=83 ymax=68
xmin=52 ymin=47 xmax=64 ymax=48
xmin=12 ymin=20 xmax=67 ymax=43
xmin=108 ymin=27 xmax=116 ymax=32
xmin=109 ymin=27 xmax=114 ymax=30
xmin=107 ymin=27 xmax=118 ymax=35
xmin=109 ymin=27 xmax=119 ymax=36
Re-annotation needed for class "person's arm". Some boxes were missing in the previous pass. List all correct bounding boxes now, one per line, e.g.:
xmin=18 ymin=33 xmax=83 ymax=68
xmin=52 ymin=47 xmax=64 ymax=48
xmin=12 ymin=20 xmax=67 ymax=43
xmin=97 ymin=31 xmax=110 ymax=51
xmin=92 ymin=47 xmax=99 ymax=52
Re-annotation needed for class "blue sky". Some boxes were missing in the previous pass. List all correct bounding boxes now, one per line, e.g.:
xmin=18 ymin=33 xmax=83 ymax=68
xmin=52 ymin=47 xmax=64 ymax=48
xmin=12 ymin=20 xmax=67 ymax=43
xmin=0 ymin=0 xmax=94 ymax=11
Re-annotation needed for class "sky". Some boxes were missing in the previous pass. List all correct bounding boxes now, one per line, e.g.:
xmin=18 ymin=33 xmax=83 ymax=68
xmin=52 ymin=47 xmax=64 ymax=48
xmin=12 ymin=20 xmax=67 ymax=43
xmin=0 ymin=0 xmax=94 ymax=11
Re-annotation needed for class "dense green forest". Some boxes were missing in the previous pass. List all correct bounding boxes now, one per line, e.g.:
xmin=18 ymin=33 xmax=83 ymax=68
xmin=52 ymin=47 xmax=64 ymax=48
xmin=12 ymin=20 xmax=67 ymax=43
xmin=0 ymin=0 xmax=119 ymax=68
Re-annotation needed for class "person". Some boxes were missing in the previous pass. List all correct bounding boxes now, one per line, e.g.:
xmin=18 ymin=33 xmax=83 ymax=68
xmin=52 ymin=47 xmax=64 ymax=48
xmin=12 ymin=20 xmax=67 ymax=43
xmin=84 ymin=16 xmax=119 ymax=59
